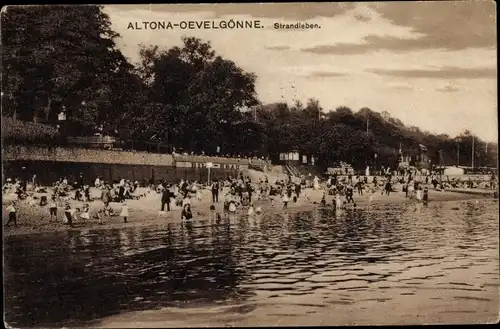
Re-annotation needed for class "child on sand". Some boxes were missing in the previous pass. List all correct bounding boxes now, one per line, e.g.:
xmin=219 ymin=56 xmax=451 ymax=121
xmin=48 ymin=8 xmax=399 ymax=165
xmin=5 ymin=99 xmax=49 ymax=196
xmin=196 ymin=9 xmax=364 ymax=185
xmin=95 ymin=209 xmax=104 ymax=225
xmin=321 ymin=191 xmax=326 ymax=206
xmin=48 ymin=196 xmax=58 ymax=222
xmin=282 ymin=192 xmax=289 ymax=209
xmin=120 ymin=202 xmax=129 ymax=223
xmin=64 ymin=205 xmax=79 ymax=226
xmin=80 ymin=203 xmax=90 ymax=222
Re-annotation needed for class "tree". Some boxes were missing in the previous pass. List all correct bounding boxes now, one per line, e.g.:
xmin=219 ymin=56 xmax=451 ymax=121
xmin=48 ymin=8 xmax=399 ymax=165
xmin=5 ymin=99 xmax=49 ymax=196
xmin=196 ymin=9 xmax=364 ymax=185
xmin=1 ymin=5 xmax=130 ymax=127
xmin=132 ymin=37 xmax=259 ymax=153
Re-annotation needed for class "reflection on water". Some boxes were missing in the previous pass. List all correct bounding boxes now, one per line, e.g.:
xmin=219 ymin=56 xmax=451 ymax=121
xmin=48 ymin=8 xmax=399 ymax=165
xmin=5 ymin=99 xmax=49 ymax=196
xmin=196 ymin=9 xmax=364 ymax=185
xmin=4 ymin=200 xmax=499 ymax=327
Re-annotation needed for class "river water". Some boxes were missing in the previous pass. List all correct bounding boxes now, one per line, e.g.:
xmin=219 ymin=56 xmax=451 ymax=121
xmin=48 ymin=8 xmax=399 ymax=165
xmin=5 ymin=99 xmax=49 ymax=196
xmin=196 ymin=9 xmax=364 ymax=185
xmin=4 ymin=199 xmax=499 ymax=327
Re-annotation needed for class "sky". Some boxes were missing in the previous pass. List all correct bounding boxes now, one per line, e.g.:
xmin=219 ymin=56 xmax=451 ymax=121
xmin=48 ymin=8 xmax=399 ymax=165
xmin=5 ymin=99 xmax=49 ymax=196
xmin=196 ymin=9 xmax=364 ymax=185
xmin=104 ymin=1 xmax=497 ymax=142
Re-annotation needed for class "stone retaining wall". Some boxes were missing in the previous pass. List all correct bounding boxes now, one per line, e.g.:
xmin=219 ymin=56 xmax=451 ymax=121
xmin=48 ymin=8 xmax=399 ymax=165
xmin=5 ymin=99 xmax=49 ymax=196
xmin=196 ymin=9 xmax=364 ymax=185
xmin=3 ymin=145 xmax=174 ymax=166
xmin=2 ymin=145 xmax=267 ymax=185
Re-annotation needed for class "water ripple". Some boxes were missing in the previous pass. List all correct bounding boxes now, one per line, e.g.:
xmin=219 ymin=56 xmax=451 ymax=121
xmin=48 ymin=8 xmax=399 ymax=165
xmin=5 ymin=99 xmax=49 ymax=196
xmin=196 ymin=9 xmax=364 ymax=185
xmin=3 ymin=199 xmax=499 ymax=327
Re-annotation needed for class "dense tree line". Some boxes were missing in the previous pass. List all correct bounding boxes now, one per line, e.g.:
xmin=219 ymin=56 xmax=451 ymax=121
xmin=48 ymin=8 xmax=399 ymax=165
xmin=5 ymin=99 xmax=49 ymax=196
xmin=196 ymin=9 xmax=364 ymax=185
xmin=2 ymin=5 xmax=497 ymax=170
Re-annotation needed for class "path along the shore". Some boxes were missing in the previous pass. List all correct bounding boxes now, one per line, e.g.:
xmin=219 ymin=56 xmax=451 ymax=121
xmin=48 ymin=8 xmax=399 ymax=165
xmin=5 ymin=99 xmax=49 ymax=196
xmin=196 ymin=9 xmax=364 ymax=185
xmin=2 ymin=183 xmax=495 ymax=238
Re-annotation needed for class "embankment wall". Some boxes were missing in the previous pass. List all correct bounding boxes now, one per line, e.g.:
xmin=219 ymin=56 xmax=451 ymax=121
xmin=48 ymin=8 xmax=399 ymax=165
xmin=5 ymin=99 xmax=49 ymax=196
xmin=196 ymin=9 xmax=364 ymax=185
xmin=2 ymin=145 xmax=266 ymax=185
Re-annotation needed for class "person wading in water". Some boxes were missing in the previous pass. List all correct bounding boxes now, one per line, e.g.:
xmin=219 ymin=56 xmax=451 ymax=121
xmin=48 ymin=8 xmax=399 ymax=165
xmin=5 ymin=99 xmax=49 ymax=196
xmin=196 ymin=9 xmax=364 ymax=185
xmin=161 ymin=185 xmax=173 ymax=211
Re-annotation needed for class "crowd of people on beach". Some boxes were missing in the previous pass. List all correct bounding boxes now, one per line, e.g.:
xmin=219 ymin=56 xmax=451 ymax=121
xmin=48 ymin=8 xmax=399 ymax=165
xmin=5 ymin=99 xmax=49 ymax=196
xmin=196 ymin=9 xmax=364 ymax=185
xmin=2 ymin=165 xmax=497 ymax=230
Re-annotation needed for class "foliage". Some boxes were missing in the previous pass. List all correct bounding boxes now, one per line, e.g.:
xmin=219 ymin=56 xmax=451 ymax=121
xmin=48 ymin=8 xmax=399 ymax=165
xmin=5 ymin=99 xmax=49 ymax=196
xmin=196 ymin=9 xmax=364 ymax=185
xmin=1 ymin=6 xmax=497 ymax=170
xmin=117 ymin=37 xmax=259 ymax=153
xmin=254 ymin=102 xmax=497 ymax=169
xmin=1 ymin=5 xmax=130 ymax=126
xmin=1 ymin=116 xmax=62 ymax=144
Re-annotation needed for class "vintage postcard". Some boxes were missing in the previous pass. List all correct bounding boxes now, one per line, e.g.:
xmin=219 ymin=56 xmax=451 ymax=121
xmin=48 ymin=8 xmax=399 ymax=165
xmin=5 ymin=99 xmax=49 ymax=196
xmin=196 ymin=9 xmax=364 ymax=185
xmin=2 ymin=1 xmax=498 ymax=327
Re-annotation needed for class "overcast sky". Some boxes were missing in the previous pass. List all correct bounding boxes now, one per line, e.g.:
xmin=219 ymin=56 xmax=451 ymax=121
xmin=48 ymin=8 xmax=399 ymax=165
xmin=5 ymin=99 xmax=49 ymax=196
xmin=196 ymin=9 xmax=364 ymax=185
xmin=104 ymin=2 xmax=497 ymax=142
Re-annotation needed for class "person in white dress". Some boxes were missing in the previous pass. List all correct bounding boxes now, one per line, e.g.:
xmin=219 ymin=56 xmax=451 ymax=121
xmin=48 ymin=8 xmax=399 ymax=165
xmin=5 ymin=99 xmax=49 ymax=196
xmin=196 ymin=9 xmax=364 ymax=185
xmin=416 ymin=186 xmax=423 ymax=202
xmin=282 ymin=192 xmax=289 ymax=209
xmin=229 ymin=200 xmax=237 ymax=213
xmin=80 ymin=203 xmax=90 ymax=222
xmin=193 ymin=181 xmax=202 ymax=201
xmin=120 ymin=202 xmax=129 ymax=223
xmin=313 ymin=176 xmax=320 ymax=190
xmin=335 ymin=193 xmax=343 ymax=209
xmin=247 ymin=204 xmax=255 ymax=217
xmin=408 ymin=181 xmax=415 ymax=199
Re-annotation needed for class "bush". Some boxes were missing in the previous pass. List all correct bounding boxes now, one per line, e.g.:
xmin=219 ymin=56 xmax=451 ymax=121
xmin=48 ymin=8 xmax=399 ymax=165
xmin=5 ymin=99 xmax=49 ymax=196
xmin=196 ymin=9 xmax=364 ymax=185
xmin=1 ymin=117 xmax=63 ymax=145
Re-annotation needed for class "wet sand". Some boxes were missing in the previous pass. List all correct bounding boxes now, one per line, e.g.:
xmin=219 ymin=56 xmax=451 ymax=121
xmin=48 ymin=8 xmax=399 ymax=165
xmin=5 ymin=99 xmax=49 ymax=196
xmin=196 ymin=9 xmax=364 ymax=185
xmin=2 ymin=185 xmax=491 ymax=238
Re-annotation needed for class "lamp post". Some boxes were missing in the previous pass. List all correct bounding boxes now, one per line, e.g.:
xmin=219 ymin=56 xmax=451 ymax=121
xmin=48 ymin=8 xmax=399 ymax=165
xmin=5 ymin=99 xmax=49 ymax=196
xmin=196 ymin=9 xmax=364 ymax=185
xmin=455 ymin=137 xmax=461 ymax=166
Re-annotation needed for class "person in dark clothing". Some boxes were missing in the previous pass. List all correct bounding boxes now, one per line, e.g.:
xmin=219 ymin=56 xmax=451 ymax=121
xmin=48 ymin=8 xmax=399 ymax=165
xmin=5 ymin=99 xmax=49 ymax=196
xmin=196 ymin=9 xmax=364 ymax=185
xmin=118 ymin=185 xmax=125 ymax=202
xmin=181 ymin=181 xmax=188 ymax=196
xmin=5 ymin=202 xmax=17 ymax=228
xmin=78 ymin=174 xmax=84 ymax=189
xmin=84 ymin=185 xmax=91 ymax=201
xmin=246 ymin=183 xmax=253 ymax=203
xmin=356 ymin=181 xmax=363 ymax=196
xmin=423 ymin=186 xmax=429 ymax=204
xmin=161 ymin=187 xmax=173 ymax=211
xmin=75 ymin=188 xmax=82 ymax=201
xmin=345 ymin=185 xmax=354 ymax=203
xmin=385 ymin=181 xmax=392 ymax=195
xmin=211 ymin=180 xmax=220 ymax=203
xmin=64 ymin=205 xmax=74 ymax=227
xmin=237 ymin=184 xmax=243 ymax=201
xmin=295 ymin=183 xmax=301 ymax=197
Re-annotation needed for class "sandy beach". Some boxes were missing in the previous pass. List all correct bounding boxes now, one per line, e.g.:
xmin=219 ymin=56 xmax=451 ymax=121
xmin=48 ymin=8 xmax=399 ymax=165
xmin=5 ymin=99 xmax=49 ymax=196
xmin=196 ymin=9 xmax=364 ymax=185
xmin=2 ymin=183 xmax=493 ymax=238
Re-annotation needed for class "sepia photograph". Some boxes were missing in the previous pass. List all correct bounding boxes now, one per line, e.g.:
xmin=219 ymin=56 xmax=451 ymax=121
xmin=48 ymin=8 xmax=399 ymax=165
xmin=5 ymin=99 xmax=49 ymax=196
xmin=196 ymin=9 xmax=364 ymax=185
xmin=1 ymin=1 xmax=498 ymax=327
